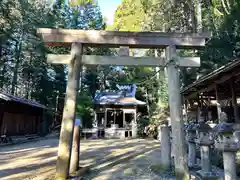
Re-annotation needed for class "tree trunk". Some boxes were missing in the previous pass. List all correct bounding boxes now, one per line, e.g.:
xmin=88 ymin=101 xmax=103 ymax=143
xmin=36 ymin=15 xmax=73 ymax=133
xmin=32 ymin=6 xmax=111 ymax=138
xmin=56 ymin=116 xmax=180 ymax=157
xmin=195 ymin=0 xmax=202 ymax=33
xmin=11 ymin=41 xmax=22 ymax=95
xmin=145 ymin=89 xmax=150 ymax=116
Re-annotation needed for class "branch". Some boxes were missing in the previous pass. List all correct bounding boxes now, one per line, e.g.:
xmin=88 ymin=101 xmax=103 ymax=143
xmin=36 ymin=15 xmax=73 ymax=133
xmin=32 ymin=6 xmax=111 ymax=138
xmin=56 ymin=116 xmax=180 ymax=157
xmin=221 ymin=0 xmax=230 ymax=14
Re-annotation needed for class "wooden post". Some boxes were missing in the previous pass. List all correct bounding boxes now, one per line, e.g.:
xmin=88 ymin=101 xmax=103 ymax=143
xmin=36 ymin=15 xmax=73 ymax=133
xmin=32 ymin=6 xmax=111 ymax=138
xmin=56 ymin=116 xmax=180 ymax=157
xmin=215 ymin=84 xmax=221 ymax=122
xmin=70 ymin=65 xmax=83 ymax=174
xmin=197 ymin=98 xmax=201 ymax=122
xmin=104 ymin=109 xmax=107 ymax=128
xmin=132 ymin=109 xmax=137 ymax=138
xmin=93 ymin=111 xmax=97 ymax=127
xmin=55 ymin=43 xmax=82 ymax=180
xmin=166 ymin=46 xmax=189 ymax=179
xmin=113 ymin=109 xmax=116 ymax=125
xmin=70 ymin=123 xmax=81 ymax=173
xmin=230 ymin=78 xmax=239 ymax=122
xmin=207 ymin=95 xmax=212 ymax=121
xmin=123 ymin=110 xmax=126 ymax=128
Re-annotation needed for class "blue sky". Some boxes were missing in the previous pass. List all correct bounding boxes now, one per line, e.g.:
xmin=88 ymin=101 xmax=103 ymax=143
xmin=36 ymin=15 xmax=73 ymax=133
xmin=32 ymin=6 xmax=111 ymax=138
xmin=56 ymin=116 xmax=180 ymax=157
xmin=98 ymin=0 xmax=122 ymax=25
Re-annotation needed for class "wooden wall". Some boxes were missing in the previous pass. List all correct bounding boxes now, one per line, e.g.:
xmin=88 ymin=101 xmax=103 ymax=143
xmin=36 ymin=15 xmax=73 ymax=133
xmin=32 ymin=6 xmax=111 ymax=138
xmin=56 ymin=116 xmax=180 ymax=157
xmin=0 ymin=100 xmax=43 ymax=136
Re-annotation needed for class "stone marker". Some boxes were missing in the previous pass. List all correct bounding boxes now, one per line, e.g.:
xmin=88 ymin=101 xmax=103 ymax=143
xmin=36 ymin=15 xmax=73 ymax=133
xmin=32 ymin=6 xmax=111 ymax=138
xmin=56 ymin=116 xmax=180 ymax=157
xmin=186 ymin=122 xmax=198 ymax=169
xmin=160 ymin=124 xmax=171 ymax=169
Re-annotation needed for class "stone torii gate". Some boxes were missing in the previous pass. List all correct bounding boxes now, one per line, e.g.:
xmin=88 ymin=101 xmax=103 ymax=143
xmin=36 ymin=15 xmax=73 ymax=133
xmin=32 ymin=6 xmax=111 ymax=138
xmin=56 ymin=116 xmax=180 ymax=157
xmin=37 ymin=28 xmax=208 ymax=180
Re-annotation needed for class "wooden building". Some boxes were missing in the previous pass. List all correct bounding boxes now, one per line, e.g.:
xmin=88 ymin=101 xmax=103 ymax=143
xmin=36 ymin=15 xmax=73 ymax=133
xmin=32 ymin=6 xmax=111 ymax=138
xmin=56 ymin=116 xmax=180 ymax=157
xmin=181 ymin=59 xmax=240 ymax=123
xmin=83 ymin=84 xmax=146 ymax=139
xmin=0 ymin=92 xmax=46 ymax=137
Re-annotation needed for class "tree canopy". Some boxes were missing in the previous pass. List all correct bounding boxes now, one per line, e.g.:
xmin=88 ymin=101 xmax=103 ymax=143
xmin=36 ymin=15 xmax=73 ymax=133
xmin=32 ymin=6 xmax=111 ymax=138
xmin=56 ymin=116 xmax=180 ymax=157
xmin=1 ymin=0 xmax=240 ymax=130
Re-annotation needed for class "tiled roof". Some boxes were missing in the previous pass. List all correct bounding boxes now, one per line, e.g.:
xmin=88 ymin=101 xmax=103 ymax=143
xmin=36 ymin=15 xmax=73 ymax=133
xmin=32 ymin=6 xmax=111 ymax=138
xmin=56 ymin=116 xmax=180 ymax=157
xmin=93 ymin=91 xmax=146 ymax=106
xmin=0 ymin=92 xmax=46 ymax=109
xmin=181 ymin=59 xmax=240 ymax=94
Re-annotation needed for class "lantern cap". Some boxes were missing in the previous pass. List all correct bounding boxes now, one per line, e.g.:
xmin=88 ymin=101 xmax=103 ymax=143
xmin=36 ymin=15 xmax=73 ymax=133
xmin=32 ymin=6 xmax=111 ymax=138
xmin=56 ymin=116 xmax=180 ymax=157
xmin=213 ymin=122 xmax=234 ymax=134
xmin=186 ymin=122 xmax=198 ymax=132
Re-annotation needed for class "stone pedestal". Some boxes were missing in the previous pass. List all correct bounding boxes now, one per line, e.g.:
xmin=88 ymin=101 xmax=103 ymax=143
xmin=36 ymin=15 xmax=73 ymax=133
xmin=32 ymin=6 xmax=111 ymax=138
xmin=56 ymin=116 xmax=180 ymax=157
xmin=160 ymin=125 xmax=171 ymax=169
xmin=196 ymin=123 xmax=217 ymax=179
xmin=214 ymin=122 xmax=239 ymax=180
xmin=223 ymin=151 xmax=236 ymax=180
xmin=196 ymin=143 xmax=217 ymax=178
xmin=186 ymin=123 xmax=198 ymax=169
xmin=188 ymin=142 xmax=196 ymax=168
xmin=199 ymin=145 xmax=211 ymax=173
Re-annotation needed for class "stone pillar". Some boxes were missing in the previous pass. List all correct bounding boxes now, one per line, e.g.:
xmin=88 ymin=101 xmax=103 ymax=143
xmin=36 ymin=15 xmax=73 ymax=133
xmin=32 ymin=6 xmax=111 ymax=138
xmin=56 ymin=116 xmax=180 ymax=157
xmin=215 ymin=122 xmax=238 ymax=180
xmin=160 ymin=125 xmax=171 ymax=169
xmin=186 ymin=123 xmax=198 ymax=169
xmin=223 ymin=152 xmax=236 ymax=180
xmin=196 ymin=122 xmax=217 ymax=178
xmin=166 ymin=46 xmax=189 ymax=179
xmin=158 ymin=125 xmax=162 ymax=141
xmin=55 ymin=43 xmax=82 ymax=180
xmin=132 ymin=111 xmax=137 ymax=138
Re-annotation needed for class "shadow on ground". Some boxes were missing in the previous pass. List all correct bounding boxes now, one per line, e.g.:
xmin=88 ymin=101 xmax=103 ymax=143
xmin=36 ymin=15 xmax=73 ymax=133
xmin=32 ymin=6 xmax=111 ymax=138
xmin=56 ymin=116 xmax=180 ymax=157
xmin=0 ymin=138 xmax=162 ymax=180
xmin=82 ymin=144 xmax=176 ymax=180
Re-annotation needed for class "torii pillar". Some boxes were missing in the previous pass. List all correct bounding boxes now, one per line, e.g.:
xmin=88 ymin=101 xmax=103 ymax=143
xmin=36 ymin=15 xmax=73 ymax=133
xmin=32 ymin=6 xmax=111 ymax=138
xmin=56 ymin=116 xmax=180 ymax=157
xmin=55 ymin=43 xmax=82 ymax=179
xmin=166 ymin=46 xmax=189 ymax=178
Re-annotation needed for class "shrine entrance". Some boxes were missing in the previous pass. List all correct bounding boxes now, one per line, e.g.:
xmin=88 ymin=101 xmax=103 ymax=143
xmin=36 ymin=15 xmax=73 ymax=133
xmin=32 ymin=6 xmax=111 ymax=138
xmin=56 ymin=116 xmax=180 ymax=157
xmin=37 ymin=28 xmax=208 ymax=179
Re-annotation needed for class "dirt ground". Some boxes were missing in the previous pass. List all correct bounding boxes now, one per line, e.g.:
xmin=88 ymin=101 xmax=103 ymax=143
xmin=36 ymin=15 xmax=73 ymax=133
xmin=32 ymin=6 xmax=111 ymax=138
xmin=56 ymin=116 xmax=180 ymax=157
xmin=0 ymin=137 xmax=171 ymax=180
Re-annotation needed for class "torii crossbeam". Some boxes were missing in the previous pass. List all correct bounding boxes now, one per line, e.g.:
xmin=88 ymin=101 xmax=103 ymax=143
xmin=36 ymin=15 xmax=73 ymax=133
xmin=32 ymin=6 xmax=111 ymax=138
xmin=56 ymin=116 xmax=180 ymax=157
xmin=37 ymin=28 xmax=209 ymax=180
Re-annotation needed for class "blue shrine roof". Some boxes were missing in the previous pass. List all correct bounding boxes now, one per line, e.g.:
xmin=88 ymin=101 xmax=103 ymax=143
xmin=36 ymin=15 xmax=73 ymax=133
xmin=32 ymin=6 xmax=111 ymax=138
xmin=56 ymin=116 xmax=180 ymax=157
xmin=93 ymin=84 xmax=146 ymax=106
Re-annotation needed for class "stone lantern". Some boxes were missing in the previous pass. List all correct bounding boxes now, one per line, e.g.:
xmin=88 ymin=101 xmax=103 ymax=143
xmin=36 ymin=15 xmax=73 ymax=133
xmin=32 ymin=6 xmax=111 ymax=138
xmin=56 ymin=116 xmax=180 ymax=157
xmin=186 ymin=122 xmax=198 ymax=169
xmin=195 ymin=121 xmax=217 ymax=178
xmin=214 ymin=122 xmax=239 ymax=180
xmin=159 ymin=121 xmax=171 ymax=170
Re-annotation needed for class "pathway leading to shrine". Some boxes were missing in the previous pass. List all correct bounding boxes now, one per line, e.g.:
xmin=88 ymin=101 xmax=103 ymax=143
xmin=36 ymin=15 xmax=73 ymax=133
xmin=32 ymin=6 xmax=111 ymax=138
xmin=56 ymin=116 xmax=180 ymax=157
xmin=0 ymin=137 xmax=176 ymax=180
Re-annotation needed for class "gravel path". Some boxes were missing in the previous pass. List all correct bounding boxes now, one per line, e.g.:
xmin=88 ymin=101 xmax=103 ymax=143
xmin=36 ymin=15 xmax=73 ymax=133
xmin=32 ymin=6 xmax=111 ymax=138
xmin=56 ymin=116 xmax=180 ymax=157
xmin=2 ymin=136 xmax=229 ymax=180
xmin=1 ymin=137 xmax=173 ymax=180
xmin=0 ymin=137 xmax=58 ymax=180
xmin=82 ymin=146 xmax=176 ymax=180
